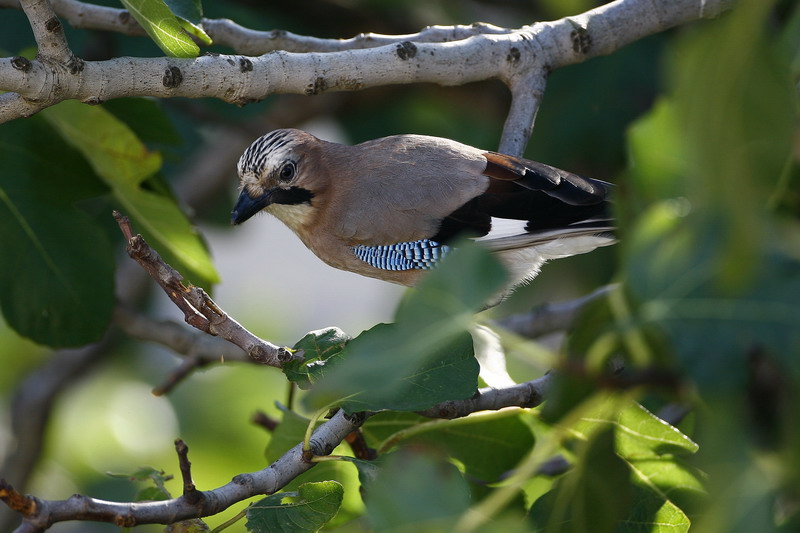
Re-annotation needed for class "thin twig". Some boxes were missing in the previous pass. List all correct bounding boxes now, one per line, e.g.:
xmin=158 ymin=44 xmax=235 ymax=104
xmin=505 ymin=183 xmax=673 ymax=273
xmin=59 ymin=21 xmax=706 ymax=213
xmin=495 ymin=284 xmax=616 ymax=339
xmin=251 ymin=411 xmax=280 ymax=433
xmin=174 ymin=440 xmax=201 ymax=505
xmin=113 ymin=211 xmax=299 ymax=368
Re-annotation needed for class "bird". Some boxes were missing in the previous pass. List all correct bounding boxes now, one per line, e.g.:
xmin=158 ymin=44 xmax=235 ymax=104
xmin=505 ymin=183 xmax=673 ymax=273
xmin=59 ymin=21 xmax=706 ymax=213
xmin=231 ymin=128 xmax=614 ymax=294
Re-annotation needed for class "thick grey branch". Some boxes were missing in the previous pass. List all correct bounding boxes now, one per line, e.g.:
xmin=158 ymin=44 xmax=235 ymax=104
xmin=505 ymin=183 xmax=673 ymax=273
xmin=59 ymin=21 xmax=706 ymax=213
xmin=3 ymin=409 xmax=362 ymax=531
xmin=3 ymin=374 xmax=555 ymax=530
xmin=0 ymin=0 xmax=733 ymax=127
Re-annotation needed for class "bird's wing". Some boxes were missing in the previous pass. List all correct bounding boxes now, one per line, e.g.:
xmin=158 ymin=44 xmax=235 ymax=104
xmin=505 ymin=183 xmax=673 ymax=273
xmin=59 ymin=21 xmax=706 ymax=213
xmin=431 ymin=151 xmax=614 ymax=248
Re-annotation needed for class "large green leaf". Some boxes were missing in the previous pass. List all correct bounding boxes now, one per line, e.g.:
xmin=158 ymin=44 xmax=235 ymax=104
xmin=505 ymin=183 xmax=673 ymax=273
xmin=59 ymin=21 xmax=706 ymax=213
xmin=621 ymin=0 xmax=799 ymax=391
xmin=120 ymin=0 xmax=201 ymax=57
xmin=0 ymin=117 xmax=115 ymax=347
xmin=364 ymin=409 xmax=534 ymax=486
xmin=246 ymin=481 xmax=344 ymax=533
xmin=364 ymin=449 xmax=471 ymax=532
xmin=570 ymin=398 xmax=698 ymax=457
xmin=301 ymin=244 xmax=504 ymax=413
xmin=532 ymin=398 xmax=700 ymax=533
xmin=260 ymin=408 xmax=364 ymax=529
xmin=531 ymin=426 xmax=633 ymax=533
xmin=303 ymin=324 xmax=479 ymax=414
xmin=42 ymin=101 xmax=219 ymax=285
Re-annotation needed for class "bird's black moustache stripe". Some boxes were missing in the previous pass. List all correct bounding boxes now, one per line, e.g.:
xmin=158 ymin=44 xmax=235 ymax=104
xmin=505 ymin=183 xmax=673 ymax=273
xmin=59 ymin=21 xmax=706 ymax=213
xmin=269 ymin=186 xmax=315 ymax=205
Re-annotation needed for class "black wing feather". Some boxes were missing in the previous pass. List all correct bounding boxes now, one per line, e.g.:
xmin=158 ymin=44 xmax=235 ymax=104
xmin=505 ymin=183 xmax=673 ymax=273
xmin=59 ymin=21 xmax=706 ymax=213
xmin=431 ymin=152 xmax=613 ymax=245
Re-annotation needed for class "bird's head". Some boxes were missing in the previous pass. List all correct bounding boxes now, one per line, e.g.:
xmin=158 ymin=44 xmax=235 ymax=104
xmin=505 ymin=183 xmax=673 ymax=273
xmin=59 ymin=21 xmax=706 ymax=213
xmin=231 ymin=129 xmax=319 ymax=227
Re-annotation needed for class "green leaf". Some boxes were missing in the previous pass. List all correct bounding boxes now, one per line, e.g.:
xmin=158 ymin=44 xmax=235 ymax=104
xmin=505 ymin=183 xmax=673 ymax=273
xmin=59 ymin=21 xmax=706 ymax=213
xmin=42 ymin=101 xmax=219 ymax=285
xmin=264 ymin=409 xmax=316 ymax=463
xmin=283 ymin=327 xmax=351 ymax=388
xmin=0 ymin=118 xmax=114 ymax=347
xmin=305 ymin=324 xmax=479 ymax=414
xmin=42 ymin=101 xmax=161 ymax=187
xmin=394 ymin=241 xmax=508 ymax=324
xmin=570 ymin=399 xmax=698 ymax=457
xmin=531 ymin=426 xmax=633 ymax=533
xmin=107 ymin=466 xmax=173 ymax=500
xmin=364 ymin=449 xmax=470 ymax=532
xmin=102 ymin=98 xmax=183 ymax=147
xmin=626 ymin=208 xmax=800 ymax=390
xmin=365 ymin=409 xmax=534 ymax=486
xmin=534 ymin=397 xmax=702 ymax=532
xmin=246 ymin=481 xmax=344 ymax=533
xmin=177 ymin=17 xmax=212 ymax=46
xmin=302 ymin=244 xmax=504 ymax=412
xmin=120 ymin=0 xmax=200 ymax=57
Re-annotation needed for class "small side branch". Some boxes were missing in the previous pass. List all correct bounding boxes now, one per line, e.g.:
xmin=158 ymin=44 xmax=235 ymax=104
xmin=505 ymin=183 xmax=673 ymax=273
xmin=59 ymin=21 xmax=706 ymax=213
xmin=495 ymin=285 xmax=616 ymax=339
xmin=498 ymin=72 xmax=548 ymax=156
xmin=417 ymin=374 xmax=551 ymax=419
xmin=174 ymin=440 xmax=201 ymax=505
xmin=19 ymin=0 xmax=74 ymax=63
xmin=113 ymin=211 xmax=299 ymax=368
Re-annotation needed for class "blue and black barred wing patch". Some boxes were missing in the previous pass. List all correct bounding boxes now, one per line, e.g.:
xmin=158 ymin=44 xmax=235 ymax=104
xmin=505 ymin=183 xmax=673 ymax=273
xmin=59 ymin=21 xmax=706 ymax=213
xmin=352 ymin=239 xmax=450 ymax=271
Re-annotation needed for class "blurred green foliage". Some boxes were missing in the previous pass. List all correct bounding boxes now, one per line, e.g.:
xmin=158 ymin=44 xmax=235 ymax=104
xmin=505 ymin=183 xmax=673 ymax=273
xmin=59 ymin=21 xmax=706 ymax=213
xmin=1 ymin=0 xmax=798 ymax=532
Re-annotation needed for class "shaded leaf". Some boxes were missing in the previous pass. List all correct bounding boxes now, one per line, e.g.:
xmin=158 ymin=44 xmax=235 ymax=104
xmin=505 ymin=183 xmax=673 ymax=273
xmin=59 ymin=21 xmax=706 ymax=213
xmin=302 ymin=244 xmax=504 ymax=413
xmin=165 ymin=0 xmax=203 ymax=22
xmin=364 ymin=449 xmax=470 ymax=532
xmin=107 ymin=466 xmax=173 ymax=500
xmin=102 ymin=98 xmax=183 ymax=147
xmin=531 ymin=426 xmax=633 ymax=533
xmin=0 ymin=117 xmax=114 ymax=347
xmin=246 ymin=481 xmax=344 ymax=533
xmin=306 ymin=324 xmax=479 ymax=414
xmin=264 ymin=409 xmax=315 ymax=463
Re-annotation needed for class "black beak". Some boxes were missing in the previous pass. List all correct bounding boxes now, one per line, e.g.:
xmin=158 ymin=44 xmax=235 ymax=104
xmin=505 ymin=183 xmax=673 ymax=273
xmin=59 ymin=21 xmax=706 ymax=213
xmin=231 ymin=189 xmax=273 ymax=225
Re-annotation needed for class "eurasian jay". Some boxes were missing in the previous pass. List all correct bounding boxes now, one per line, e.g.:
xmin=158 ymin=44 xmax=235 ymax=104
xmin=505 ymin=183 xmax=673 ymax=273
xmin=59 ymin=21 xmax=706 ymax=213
xmin=231 ymin=129 xmax=614 ymax=292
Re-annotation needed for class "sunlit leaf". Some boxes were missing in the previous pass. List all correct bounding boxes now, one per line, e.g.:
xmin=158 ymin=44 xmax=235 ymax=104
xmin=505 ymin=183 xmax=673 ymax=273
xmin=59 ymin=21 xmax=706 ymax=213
xmin=246 ymin=481 xmax=344 ymax=533
xmin=120 ymin=0 xmax=200 ymax=57
xmin=42 ymin=101 xmax=219 ymax=285
xmin=367 ymin=409 xmax=533 ymax=486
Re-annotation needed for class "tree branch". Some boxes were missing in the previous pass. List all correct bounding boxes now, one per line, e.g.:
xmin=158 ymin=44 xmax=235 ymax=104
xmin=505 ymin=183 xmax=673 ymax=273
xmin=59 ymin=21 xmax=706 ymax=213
xmin=114 ymin=211 xmax=299 ymax=368
xmin=495 ymin=284 xmax=616 ymax=339
xmin=417 ymin=374 xmax=551 ymax=419
xmin=2 ymin=408 xmax=363 ymax=531
xmin=18 ymin=0 xmax=75 ymax=64
xmin=2 ymin=373 xmax=554 ymax=530
xmin=113 ymin=306 xmax=259 ymax=395
xmin=0 ymin=0 xmax=733 ymax=127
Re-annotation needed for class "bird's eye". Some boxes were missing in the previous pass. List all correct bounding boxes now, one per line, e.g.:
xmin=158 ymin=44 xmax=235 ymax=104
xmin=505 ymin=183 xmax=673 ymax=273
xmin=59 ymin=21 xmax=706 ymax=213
xmin=279 ymin=161 xmax=296 ymax=181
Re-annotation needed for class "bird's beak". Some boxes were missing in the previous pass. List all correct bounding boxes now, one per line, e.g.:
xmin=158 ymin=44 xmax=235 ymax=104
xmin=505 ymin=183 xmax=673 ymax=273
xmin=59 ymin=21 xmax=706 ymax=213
xmin=231 ymin=188 xmax=273 ymax=225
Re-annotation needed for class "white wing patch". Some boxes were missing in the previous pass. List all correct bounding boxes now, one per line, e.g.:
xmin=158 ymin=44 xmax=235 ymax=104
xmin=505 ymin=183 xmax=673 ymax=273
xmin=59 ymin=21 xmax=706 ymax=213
xmin=475 ymin=218 xmax=529 ymax=241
